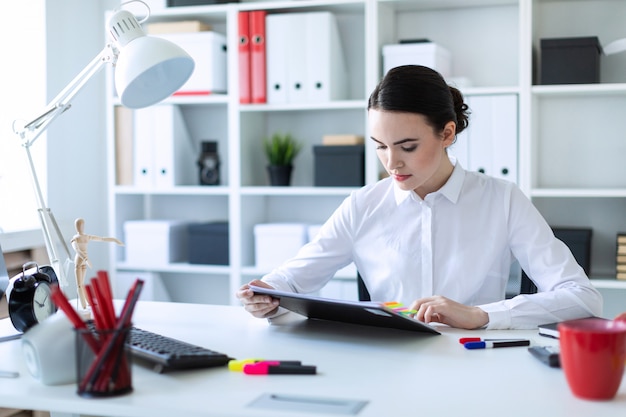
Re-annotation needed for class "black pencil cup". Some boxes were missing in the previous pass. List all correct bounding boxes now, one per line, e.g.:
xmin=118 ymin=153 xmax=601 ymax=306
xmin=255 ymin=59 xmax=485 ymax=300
xmin=75 ymin=326 xmax=133 ymax=398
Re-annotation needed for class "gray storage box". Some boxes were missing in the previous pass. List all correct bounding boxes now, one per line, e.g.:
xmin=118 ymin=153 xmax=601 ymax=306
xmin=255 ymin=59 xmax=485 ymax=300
xmin=188 ymin=222 xmax=229 ymax=265
xmin=314 ymin=145 xmax=365 ymax=187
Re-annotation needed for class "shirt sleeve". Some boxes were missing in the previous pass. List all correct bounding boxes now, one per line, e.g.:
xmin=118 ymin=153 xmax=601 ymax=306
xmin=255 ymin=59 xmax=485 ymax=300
xmin=478 ymin=186 xmax=603 ymax=329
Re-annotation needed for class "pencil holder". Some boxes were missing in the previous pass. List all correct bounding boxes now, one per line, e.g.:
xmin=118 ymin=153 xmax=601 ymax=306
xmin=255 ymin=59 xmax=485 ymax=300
xmin=75 ymin=325 xmax=133 ymax=398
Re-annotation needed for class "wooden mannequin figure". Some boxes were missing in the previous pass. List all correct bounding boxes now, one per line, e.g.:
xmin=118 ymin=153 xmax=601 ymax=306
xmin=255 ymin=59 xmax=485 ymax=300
xmin=71 ymin=218 xmax=124 ymax=309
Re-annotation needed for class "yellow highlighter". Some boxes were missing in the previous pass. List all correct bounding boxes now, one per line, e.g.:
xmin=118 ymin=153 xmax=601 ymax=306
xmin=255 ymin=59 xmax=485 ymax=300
xmin=228 ymin=358 xmax=303 ymax=372
xmin=228 ymin=358 xmax=263 ymax=372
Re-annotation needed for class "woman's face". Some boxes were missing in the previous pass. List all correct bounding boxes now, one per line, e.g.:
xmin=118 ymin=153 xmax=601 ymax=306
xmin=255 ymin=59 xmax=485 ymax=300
xmin=368 ymin=109 xmax=456 ymax=197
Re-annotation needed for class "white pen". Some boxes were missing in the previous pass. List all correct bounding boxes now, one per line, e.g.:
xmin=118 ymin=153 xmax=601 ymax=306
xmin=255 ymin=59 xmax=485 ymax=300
xmin=0 ymin=370 xmax=19 ymax=378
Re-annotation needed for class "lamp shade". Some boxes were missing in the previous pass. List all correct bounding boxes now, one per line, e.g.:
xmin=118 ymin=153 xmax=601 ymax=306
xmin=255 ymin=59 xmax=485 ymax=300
xmin=108 ymin=9 xmax=194 ymax=108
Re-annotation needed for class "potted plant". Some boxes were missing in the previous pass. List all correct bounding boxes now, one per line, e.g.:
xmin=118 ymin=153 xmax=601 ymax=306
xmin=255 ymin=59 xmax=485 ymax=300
xmin=263 ymin=132 xmax=302 ymax=186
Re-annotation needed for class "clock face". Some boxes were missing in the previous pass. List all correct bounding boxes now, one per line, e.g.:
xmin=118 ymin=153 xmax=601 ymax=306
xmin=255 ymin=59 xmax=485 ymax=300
xmin=33 ymin=283 xmax=55 ymax=322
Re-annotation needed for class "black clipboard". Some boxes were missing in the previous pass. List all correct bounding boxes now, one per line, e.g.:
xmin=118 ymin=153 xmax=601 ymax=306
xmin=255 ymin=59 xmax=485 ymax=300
xmin=249 ymin=286 xmax=440 ymax=335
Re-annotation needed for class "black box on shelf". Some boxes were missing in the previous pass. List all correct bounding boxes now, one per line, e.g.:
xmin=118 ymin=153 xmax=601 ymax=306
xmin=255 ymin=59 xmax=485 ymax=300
xmin=552 ymin=227 xmax=592 ymax=274
xmin=540 ymin=36 xmax=601 ymax=85
xmin=314 ymin=145 xmax=365 ymax=187
xmin=188 ymin=222 xmax=229 ymax=265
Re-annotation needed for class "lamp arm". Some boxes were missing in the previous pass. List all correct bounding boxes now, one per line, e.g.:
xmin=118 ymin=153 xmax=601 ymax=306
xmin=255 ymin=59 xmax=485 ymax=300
xmin=17 ymin=44 xmax=116 ymax=148
xmin=13 ymin=43 xmax=117 ymax=294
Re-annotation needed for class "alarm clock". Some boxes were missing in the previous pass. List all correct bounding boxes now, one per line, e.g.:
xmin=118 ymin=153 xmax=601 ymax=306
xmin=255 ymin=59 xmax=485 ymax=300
xmin=7 ymin=262 xmax=59 ymax=333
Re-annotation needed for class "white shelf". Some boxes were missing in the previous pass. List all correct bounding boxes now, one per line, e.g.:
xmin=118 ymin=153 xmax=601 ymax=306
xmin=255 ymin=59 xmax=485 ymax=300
xmin=114 ymin=185 xmax=232 ymax=196
xmin=117 ymin=262 xmax=230 ymax=275
xmin=377 ymin=0 xmax=518 ymax=11
xmin=532 ymin=83 xmax=626 ymax=97
xmin=461 ymin=86 xmax=521 ymax=96
xmin=531 ymin=189 xmax=626 ymax=199
xmin=591 ymin=279 xmax=626 ymax=290
xmin=240 ymin=99 xmax=366 ymax=112
xmin=110 ymin=94 xmax=230 ymax=106
xmin=240 ymin=186 xmax=355 ymax=196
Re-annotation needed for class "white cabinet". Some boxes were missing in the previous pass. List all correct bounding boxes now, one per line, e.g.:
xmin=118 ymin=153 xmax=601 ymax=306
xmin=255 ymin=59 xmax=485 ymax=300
xmin=105 ymin=0 xmax=626 ymax=309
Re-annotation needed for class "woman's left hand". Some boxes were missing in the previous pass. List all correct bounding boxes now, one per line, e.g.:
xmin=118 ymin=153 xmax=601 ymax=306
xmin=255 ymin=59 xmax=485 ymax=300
xmin=409 ymin=295 xmax=489 ymax=329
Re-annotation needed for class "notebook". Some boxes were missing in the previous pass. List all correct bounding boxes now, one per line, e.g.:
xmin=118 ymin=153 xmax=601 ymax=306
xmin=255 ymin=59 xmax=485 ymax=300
xmin=249 ymin=286 xmax=441 ymax=335
xmin=538 ymin=322 xmax=560 ymax=339
xmin=539 ymin=317 xmax=608 ymax=339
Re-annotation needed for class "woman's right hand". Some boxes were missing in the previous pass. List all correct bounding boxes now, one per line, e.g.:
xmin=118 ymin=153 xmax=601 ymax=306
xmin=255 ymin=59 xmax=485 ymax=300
xmin=236 ymin=279 xmax=280 ymax=318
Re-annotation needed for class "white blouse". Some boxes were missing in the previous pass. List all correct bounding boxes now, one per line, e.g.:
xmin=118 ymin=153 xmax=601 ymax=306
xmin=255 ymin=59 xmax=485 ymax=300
xmin=261 ymin=160 xmax=602 ymax=329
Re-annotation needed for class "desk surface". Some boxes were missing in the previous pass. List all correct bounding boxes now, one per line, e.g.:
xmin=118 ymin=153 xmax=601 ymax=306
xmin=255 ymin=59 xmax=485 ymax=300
xmin=0 ymin=301 xmax=624 ymax=417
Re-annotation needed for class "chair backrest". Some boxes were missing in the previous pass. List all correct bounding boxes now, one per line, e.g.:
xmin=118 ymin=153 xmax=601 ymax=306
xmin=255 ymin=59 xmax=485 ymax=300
xmin=357 ymin=273 xmax=370 ymax=301
xmin=358 ymin=269 xmax=538 ymax=302
xmin=520 ymin=272 xmax=538 ymax=294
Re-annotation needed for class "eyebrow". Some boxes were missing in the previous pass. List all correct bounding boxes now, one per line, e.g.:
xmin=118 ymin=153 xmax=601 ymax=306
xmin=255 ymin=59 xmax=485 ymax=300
xmin=370 ymin=137 xmax=419 ymax=146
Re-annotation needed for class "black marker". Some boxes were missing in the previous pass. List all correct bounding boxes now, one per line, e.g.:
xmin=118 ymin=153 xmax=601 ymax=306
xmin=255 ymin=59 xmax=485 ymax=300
xmin=464 ymin=339 xmax=530 ymax=349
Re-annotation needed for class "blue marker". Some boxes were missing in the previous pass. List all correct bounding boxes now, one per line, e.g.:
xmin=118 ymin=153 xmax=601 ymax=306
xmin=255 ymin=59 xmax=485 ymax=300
xmin=464 ymin=339 xmax=530 ymax=349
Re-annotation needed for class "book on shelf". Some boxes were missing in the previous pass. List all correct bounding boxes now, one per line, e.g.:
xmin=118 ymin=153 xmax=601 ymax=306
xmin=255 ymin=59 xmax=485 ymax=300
xmin=322 ymin=134 xmax=365 ymax=146
xmin=146 ymin=20 xmax=211 ymax=34
xmin=616 ymin=232 xmax=626 ymax=280
xmin=115 ymin=106 xmax=134 ymax=186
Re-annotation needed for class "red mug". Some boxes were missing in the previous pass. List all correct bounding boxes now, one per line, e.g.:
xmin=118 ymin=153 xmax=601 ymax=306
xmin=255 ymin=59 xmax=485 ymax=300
xmin=558 ymin=317 xmax=626 ymax=400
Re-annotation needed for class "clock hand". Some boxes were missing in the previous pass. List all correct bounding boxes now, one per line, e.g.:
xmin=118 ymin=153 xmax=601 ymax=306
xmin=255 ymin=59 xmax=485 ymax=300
xmin=35 ymin=293 xmax=50 ymax=308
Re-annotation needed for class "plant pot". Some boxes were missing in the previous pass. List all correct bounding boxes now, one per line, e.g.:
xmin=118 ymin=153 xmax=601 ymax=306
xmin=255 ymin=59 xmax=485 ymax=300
xmin=267 ymin=165 xmax=293 ymax=186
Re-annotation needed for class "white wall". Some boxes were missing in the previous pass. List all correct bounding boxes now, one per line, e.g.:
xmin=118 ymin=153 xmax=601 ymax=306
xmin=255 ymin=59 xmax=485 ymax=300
xmin=0 ymin=0 xmax=47 ymax=233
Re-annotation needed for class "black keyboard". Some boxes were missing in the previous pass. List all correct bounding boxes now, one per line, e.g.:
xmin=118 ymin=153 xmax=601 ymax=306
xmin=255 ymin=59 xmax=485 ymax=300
xmin=126 ymin=327 xmax=232 ymax=373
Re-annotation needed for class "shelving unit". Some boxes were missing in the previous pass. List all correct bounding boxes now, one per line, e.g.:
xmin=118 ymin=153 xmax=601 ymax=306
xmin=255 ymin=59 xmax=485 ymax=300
xmin=527 ymin=0 xmax=626 ymax=291
xmin=105 ymin=0 xmax=626 ymax=312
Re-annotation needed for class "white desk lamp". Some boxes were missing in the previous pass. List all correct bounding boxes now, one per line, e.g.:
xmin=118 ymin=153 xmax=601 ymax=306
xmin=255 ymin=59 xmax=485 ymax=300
xmin=12 ymin=1 xmax=194 ymax=293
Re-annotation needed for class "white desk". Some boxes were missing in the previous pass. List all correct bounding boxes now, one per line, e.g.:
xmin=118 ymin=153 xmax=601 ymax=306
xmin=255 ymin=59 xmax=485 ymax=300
xmin=0 ymin=301 xmax=624 ymax=417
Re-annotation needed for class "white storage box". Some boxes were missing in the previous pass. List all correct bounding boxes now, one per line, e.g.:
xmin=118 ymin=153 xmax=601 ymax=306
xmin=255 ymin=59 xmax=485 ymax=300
xmin=155 ymin=31 xmax=227 ymax=95
xmin=254 ymin=223 xmax=309 ymax=271
xmin=124 ymin=220 xmax=189 ymax=266
xmin=383 ymin=42 xmax=451 ymax=78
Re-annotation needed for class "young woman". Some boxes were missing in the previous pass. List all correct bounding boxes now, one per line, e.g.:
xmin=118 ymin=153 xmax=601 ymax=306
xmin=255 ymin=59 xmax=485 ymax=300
xmin=236 ymin=65 xmax=602 ymax=330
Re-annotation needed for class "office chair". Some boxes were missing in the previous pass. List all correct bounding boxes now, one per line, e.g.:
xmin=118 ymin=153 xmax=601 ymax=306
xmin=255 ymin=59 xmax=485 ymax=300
xmin=357 ymin=272 xmax=371 ymax=301
xmin=356 ymin=270 xmax=537 ymax=303
xmin=520 ymin=273 xmax=538 ymax=294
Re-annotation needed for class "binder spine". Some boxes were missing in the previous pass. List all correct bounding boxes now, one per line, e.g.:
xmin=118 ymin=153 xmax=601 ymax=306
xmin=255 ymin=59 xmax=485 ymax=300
xmin=250 ymin=10 xmax=267 ymax=104
xmin=238 ymin=11 xmax=251 ymax=104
